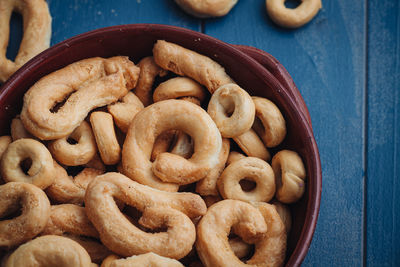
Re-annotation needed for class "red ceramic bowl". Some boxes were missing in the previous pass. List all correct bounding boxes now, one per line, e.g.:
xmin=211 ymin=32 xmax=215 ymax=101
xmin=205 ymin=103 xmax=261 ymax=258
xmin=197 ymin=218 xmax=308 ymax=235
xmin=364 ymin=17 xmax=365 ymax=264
xmin=0 ymin=24 xmax=321 ymax=266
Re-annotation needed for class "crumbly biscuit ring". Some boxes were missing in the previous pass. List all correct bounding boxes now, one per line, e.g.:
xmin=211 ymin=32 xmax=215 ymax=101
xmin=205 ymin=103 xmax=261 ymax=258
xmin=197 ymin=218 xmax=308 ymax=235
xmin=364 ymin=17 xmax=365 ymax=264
xmin=90 ymin=111 xmax=121 ymax=165
xmin=233 ymin=129 xmax=271 ymax=161
xmin=122 ymin=100 xmax=222 ymax=189
xmin=107 ymin=92 xmax=144 ymax=133
xmin=0 ymin=139 xmax=54 ymax=189
xmin=153 ymin=40 xmax=234 ymax=94
xmin=271 ymin=199 xmax=292 ymax=234
xmin=217 ymin=157 xmax=276 ymax=202
xmin=196 ymin=138 xmax=230 ymax=196
xmin=10 ymin=117 xmax=35 ymax=140
xmin=4 ymin=235 xmax=94 ymax=267
xmin=105 ymin=252 xmax=184 ymax=267
xmin=153 ymin=77 xmax=207 ymax=103
xmin=266 ymin=0 xmax=322 ymax=28
xmin=252 ymin=96 xmax=286 ymax=147
xmin=0 ymin=182 xmax=50 ymax=248
xmin=133 ymin=56 xmax=167 ymax=106
xmin=151 ymin=130 xmax=177 ymax=162
xmin=85 ymin=172 xmax=206 ymax=258
xmin=208 ymin=84 xmax=255 ymax=138
xmin=48 ymin=121 xmax=97 ymax=166
xmin=0 ymin=136 xmax=11 ymax=159
xmin=175 ymin=0 xmax=238 ymax=18
xmin=272 ymin=150 xmax=306 ymax=203
xmin=226 ymin=151 xmax=246 ymax=165
xmin=196 ymin=199 xmax=268 ymax=267
xmin=0 ymin=0 xmax=51 ymax=82
xmin=20 ymin=56 xmax=140 ymax=140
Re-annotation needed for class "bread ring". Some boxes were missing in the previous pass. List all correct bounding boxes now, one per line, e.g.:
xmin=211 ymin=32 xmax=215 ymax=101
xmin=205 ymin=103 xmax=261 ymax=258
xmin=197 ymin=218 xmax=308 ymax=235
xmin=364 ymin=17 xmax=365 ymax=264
xmin=151 ymin=130 xmax=177 ymax=162
xmin=266 ymin=0 xmax=322 ymax=28
xmin=48 ymin=121 xmax=97 ymax=166
xmin=85 ymin=172 xmax=206 ymax=258
xmin=246 ymin=202 xmax=286 ymax=267
xmin=105 ymin=252 xmax=184 ymax=267
xmin=133 ymin=56 xmax=167 ymax=106
xmin=252 ymin=97 xmax=286 ymax=147
xmin=0 ymin=136 xmax=11 ymax=160
xmin=0 ymin=182 xmax=50 ymax=248
xmin=217 ymin=157 xmax=275 ymax=202
xmin=153 ymin=40 xmax=234 ymax=94
xmin=122 ymin=99 xmax=222 ymax=189
xmin=226 ymin=151 xmax=246 ymax=165
xmin=107 ymin=92 xmax=144 ymax=133
xmin=271 ymin=199 xmax=292 ymax=233
xmin=196 ymin=199 xmax=268 ymax=267
xmin=208 ymin=84 xmax=255 ymax=138
xmin=233 ymin=129 xmax=271 ymax=161
xmin=272 ymin=150 xmax=306 ymax=203
xmin=0 ymin=138 xmax=54 ymax=189
xmin=153 ymin=77 xmax=207 ymax=103
xmin=90 ymin=111 xmax=121 ymax=165
xmin=67 ymin=235 xmax=112 ymax=264
xmin=74 ymin=167 xmax=104 ymax=190
xmin=0 ymin=0 xmax=51 ymax=82
xmin=4 ymin=235 xmax=94 ymax=267
xmin=196 ymin=138 xmax=230 ymax=196
xmin=20 ymin=56 xmax=140 ymax=140
xmin=85 ymin=152 xmax=106 ymax=172
xmin=175 ymin=0 xmax=238 ymax=18
xmin=10 ymin=117 xmax=35 ymax=140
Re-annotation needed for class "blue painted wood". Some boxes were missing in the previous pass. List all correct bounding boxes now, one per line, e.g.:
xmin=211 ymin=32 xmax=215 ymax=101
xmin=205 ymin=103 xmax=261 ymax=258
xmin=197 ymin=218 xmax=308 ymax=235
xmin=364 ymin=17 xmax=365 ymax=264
xmin=204 ymin=0 xmax=366 ymax=266
xmin=367 ymin=0 xmax=400 ymax=266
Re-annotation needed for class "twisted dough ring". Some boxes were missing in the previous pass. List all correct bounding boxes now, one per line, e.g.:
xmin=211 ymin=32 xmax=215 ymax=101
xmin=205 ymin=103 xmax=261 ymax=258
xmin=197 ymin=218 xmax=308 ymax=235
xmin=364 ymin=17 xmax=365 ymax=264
xmin=107 ymin=92 xmax=144 ymax=133
xmin=208 ymin=83 xmax=255 ymax=138
xmin=4 ymin=235 xmax=95 ymax=267
xmin=217 ymin=157 xmax=276 ymax=202
xmin=266 ymin=0 xmax=322 ymax=28
xmin=122 ymin=99 xmax=222 ymax=190
xmin=153 ymin=40 xmax=234 ymax=94
xmin=196 ymin=199 xmax=268 ymax=267
xmin=85 ymin=172 xmax=206 ymax=258
xmin=0 ymin=138 xmax=54 ymax=189
xmin=0 ymin=0 xmax=51 ymax=82
xmin=233 ymin=129 xmax=271 ymax=161
xmin=20 ymin=56 xmax=140 ymax=140
xmin=48 ymin=121 xmax=97 ymax=166
xmin=133 ymin=56 xmax=167 ymax=106
xmin=0 ymin=182 xmax=50 ymax=248
xmin=103 ymin=253 xmax=184 ymax=267
xmin=175 ymin=0 xmax=238 ymax=18
xmin=272 ymin=150 xmax=306 ymax=203
xmin=252 ymin=96 xmax=286 ymax=147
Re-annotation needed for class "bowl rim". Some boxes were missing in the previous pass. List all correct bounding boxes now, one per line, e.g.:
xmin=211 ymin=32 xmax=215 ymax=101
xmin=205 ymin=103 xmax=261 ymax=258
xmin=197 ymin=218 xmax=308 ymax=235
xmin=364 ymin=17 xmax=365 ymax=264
xmin=0 ymin=23 xmax=321 ymax=266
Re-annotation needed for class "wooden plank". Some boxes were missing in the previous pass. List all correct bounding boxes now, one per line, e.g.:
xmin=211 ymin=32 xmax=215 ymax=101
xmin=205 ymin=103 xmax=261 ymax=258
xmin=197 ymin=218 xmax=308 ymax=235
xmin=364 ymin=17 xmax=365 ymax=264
xmin=367 ymin=0 xmax=400 ymax=266
xmin=204 ymin=0 xmax=366 ymax=265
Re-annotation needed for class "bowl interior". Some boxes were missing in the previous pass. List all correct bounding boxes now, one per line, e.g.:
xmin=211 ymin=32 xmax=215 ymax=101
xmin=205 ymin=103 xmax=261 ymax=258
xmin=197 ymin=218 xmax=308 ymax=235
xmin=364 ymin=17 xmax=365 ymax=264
xmin=0 ymin=24 xmax=321 ymax=266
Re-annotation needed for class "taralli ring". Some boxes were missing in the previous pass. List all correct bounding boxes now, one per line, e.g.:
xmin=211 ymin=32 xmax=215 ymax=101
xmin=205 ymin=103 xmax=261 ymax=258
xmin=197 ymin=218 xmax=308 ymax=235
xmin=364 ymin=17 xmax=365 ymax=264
xmin=0 ymin=138 xmax=55 ymax=189
xmin=272 ymin=150 xmax=306 ymax=203
xmin=0 ymin=136 xmax=12 ymax=159
xmin=10 ymin=117 xmax=35 ymax=140
xmin=48 ymin=121 xmax=97 ymax=166
xmin=217 ymin=157 xmax=276 ymax=202
xmin=175 ymin=0 xmax=238 ymax=18
xmin=0 ymin=0 xmax=51 ymax=82
xmin=103 ymin=252 xmax=184 ymax=267
xmin=233 ymin=129 xmax=271 ymax=161
xmin=122 ymin=99 xmax=222 ymax=189
xmin=266 ymin=0 xmax=322 ymax=28
xmin=0 ymin=182 xmax=50 ymax=248
xmin=153 ymin=77 xmax=207 ymax=104
xmin=208 ymin=83 xmax=255 ymax=138
xmin=20 ymin=56 xmax=140 ymax=140
xmin=4 ymin=235 xmax=95 ymax=267
xmin=85 ymin=172 xmax=206 ymax=258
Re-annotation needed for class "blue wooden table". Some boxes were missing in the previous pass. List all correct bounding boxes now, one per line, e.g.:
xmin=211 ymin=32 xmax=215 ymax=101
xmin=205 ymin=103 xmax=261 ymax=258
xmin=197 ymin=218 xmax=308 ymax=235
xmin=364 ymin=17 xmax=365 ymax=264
xmin=5 ymin=0 xmax=400 ymax=266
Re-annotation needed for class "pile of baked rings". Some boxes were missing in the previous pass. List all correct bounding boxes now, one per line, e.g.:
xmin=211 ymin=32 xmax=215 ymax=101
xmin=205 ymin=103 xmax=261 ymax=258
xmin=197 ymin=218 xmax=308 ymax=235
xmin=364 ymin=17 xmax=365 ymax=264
xmin=0 ymin=40 xmax=306 ymax=267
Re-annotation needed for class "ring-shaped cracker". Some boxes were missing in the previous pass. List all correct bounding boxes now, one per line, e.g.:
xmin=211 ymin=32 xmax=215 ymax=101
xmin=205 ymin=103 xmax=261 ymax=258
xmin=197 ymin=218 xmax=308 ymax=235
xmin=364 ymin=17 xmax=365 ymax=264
xmin=105 ymin=252 xmax=184 ymax=267
xmin=208 ymin=84 xmax=255 ymax=138
xmin=217 ymin=157 xmax=275 ymax=202
xmin=0 ymin=136 xmax=12 ymax=159
xmin=48 ymin=121 xmax=97 ymax=166
xmin=122 ymin=99 xmax=222 ymax=190
xmin=266 ymin=0 xmax=322 ymax=28
xmin=0 ymin=182 xmax=50 ymax=248
xmin=233 ymin=129 xmax=271 ymax=161
xmin=10 ymin=117 xmax=35 ymax=140
xmin=272 ymin=150 xmax=306 ymax=203
xmin=0 ymin=138 xmax=54 ymax=189
xmin=0 ymin=0 xmax=51 ymax=82
xmin=85 ymin=172 xmax=206 ymax=258
xmin=175 ymin=0 xmax=238 ymax=18
xmin=153 ymin=77 xmax=207 ymax=103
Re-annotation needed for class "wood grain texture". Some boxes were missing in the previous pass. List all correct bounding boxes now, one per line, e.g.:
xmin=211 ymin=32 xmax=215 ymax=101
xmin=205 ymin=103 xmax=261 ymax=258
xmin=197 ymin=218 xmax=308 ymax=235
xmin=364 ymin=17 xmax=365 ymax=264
xmin=204 ymin=0 xmax=365 ymax=266
xmin=367 ymin=0 xmax=400 ymax=266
